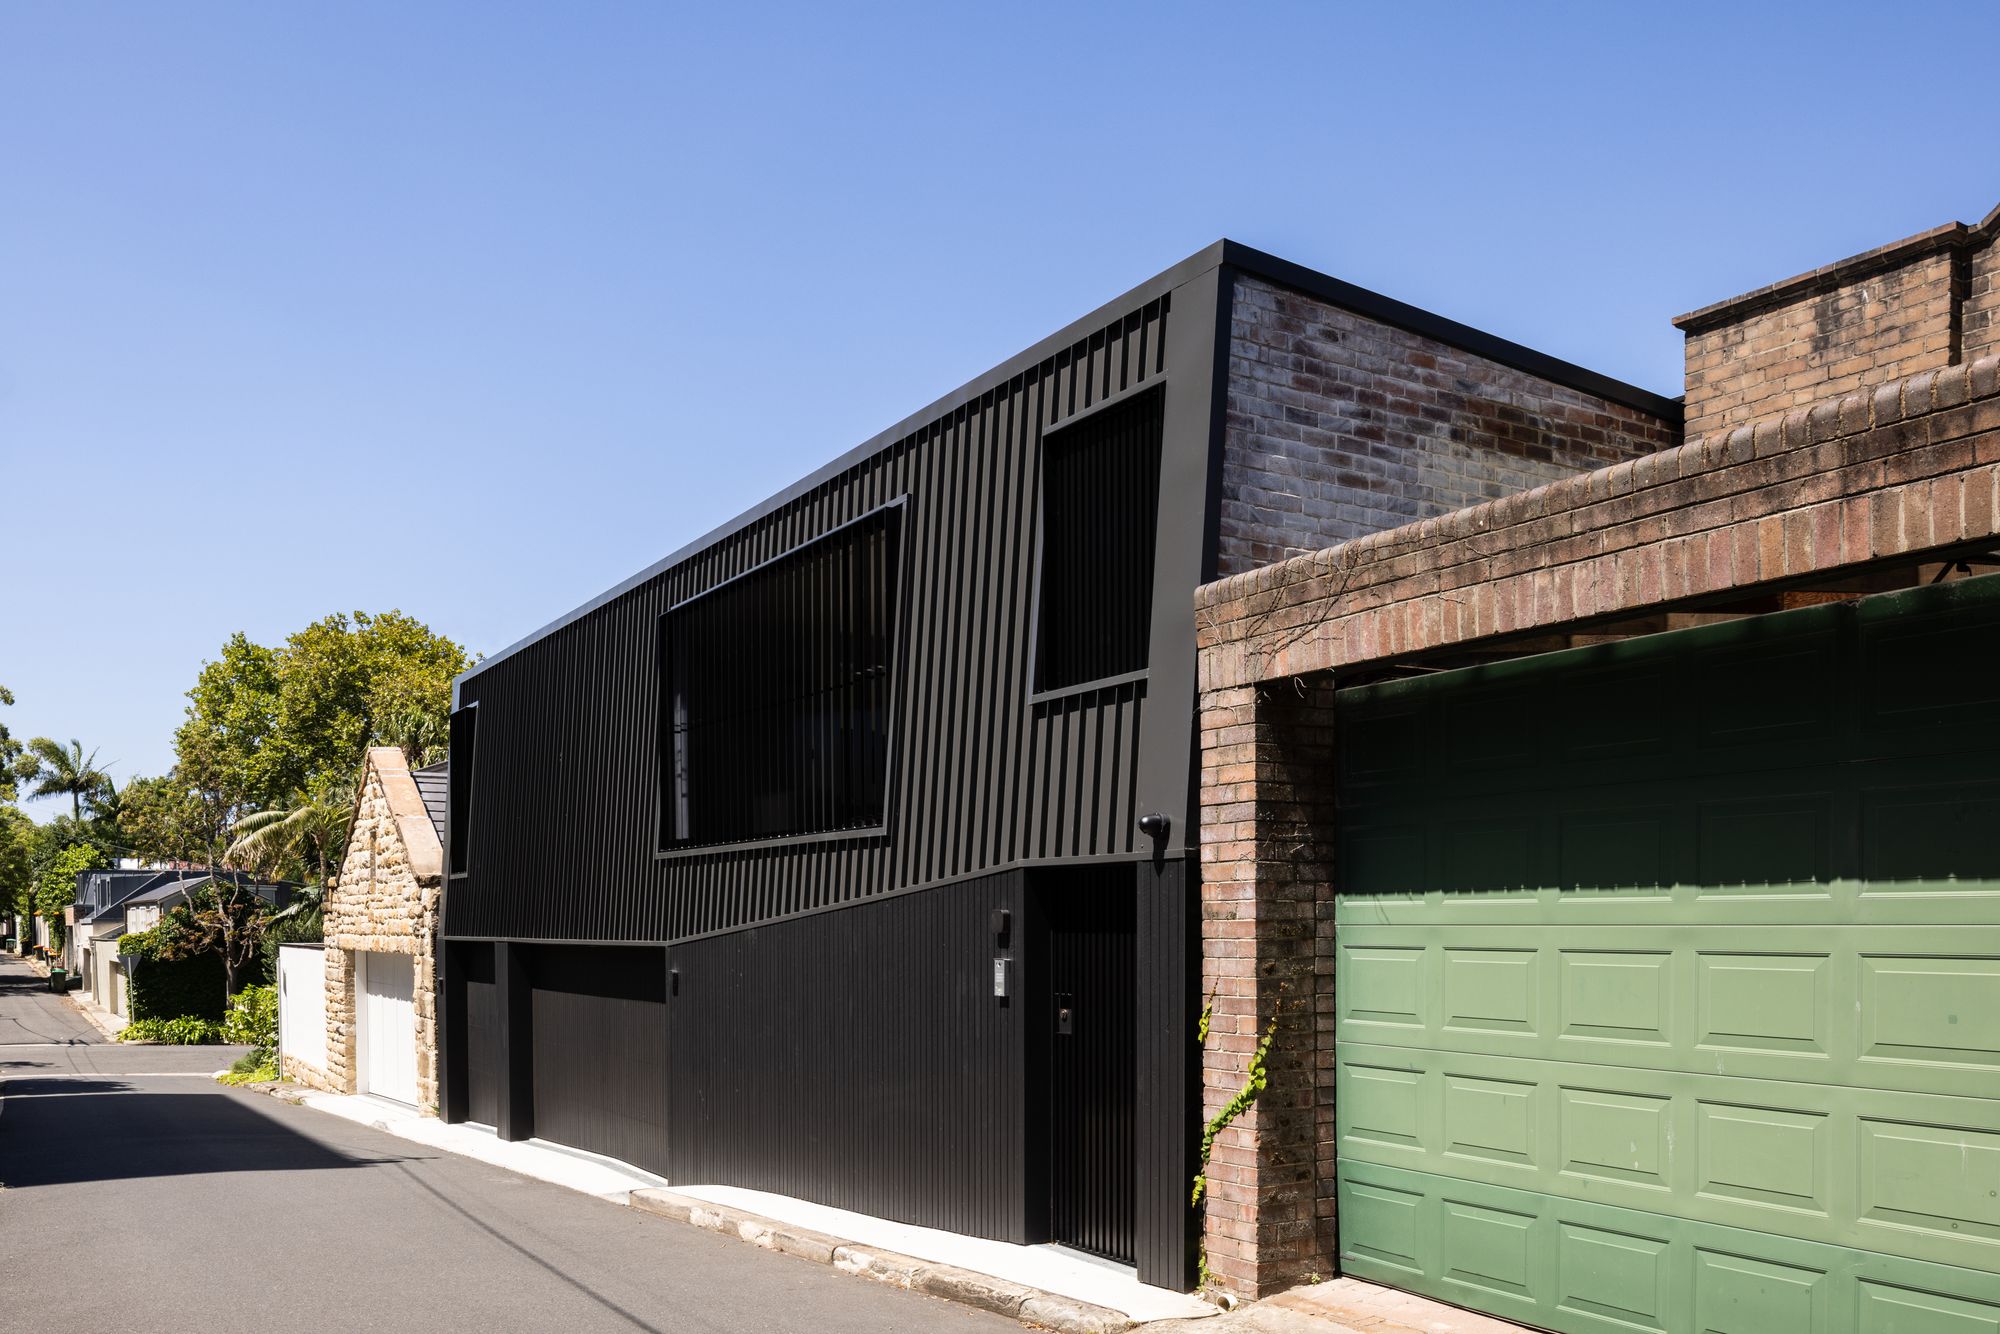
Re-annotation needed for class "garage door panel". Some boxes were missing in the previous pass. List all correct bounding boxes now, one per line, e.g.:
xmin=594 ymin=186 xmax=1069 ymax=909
xmin=1339 ymin=765 xmax=1998 ymax=924
xmin=1338 ymin=1161 xmax=2000 ymax=1334
xmin=1338 ymin=1048 xmax=2000 ymax=1274
xmin=1337 ymin=926 xmax=2000 ymax=1098
xmin=1858 ymin=581 xmax=2000 ymax=740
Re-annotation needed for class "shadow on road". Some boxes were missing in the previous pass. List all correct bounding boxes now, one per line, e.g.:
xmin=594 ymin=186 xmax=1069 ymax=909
xmin=0 ymin=1087 xmax=418 ymax=1188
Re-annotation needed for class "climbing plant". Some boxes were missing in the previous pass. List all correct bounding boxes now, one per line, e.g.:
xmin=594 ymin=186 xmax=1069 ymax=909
xmin=1190 ymin=994 xmax=1278 ymax=1290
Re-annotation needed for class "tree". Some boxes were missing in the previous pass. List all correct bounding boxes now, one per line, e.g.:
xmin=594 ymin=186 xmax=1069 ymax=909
xmin=266 ymin=611 xmax=468 ymax=790
xmin=161 ymin=878 xmax=273 ymax=997
xmin=117 ymin=772 xmax=227 ymax=866
xmin=175 ymin=633 xmax=283 ymax=825
xmin=0 ymin=807 xmax=34 ymax=935
xmin=176 ymin=612 xmax=467 ymax=817
xmin=0 ymin=684 xmax=20 ymax=804
xmin=227 ymin=783 xmax=352 ymax=888
xmin=17 ymin=738 xmax=116 ymax=823
xmin=34 ymin=842 xmax=105 ymax=952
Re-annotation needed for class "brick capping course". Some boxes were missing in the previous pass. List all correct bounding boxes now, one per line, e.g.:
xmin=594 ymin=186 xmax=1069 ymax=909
xmin=1672 ymin=213 xmax=1994 ymax=333
xmin=1196 ymin=353 xmax=2000 ymax=690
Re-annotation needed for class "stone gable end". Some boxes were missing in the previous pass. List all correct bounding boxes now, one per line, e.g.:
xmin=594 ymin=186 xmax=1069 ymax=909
xmin=294 ymin=745 xmax=444 ymax=1108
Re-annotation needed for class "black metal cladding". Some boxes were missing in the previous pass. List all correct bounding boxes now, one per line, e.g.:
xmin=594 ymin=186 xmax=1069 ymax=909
xmin=666 ymin=869 xmax=1031 ymax=1240
xmin=446 ymin=296 xmax=1169 ymax=944
xmin=453 ymin=942 xmax=503 ymax=1128
xmin=1036 ymin=386 xmax=1164 ymax=692
xmin=661 ymin=504 xmax=902 ymax=848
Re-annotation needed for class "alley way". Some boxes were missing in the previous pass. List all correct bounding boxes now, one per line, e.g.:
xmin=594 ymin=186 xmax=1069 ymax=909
xmin=0 ymin=955 xmax=1014 ymax=1334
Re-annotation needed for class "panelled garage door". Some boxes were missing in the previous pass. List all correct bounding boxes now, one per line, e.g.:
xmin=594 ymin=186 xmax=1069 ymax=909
xmin=1332 ymin=577 xmax=2000 ymax=1333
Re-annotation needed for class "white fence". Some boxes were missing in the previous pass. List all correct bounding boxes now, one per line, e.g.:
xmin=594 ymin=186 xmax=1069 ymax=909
xmin=277 ymin=944 xmax=328 ymax=1075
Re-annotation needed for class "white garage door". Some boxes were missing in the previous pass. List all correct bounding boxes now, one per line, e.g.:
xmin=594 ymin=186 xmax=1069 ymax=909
xmin=359 ymin=951 xmax=417 ymax=1106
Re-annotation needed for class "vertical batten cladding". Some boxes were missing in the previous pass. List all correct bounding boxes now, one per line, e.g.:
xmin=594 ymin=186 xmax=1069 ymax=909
xmin=446 ymin=298 xmax=1169 ymax=946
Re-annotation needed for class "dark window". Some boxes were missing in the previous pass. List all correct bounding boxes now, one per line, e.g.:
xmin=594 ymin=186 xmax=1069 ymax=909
xmin=660 ymin=504 xmax=903 ymax=849
xmin=1035 ymin=386 xmax=1164 ymax=692
xmin=448 ymin=705 xmax=477 ymax=877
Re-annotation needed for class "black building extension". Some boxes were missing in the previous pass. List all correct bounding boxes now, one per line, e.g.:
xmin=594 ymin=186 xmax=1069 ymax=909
xmin=439 ymin=241 xmax=1680 ymax=1290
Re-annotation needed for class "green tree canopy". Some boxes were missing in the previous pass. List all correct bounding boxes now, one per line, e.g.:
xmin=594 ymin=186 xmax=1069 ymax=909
xmin=177 ymin=611 xmax=467 ymax=820
xmin=117 ymin=772 xmax=226 ymax=865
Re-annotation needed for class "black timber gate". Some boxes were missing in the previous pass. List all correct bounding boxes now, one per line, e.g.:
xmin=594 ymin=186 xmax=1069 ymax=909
xmin=1040 ymin=867 xmax=1138 ymax=1263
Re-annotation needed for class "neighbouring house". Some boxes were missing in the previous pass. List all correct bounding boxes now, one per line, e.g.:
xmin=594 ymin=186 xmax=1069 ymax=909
xmin=438 ymin=240 xmax=1682 ymax=1289
xmin=91 ymin=871 xmax=290 ymax=1016
xmin=63 ymin=868 xmax=176 ymax=1003
xmin=284 ymin=747 xmax=445 ymax=1106
xmin=1192 ymin=200 xmax=2000 ymax=1323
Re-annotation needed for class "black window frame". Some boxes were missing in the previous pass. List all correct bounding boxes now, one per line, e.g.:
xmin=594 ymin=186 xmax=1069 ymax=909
xmin=655 ymin=497 xmax=908 ymax=856
xmin=447 ymin=702 xmax=478 ymax=879
xmin=1028 ymin=382 xmax=1166 ymax=701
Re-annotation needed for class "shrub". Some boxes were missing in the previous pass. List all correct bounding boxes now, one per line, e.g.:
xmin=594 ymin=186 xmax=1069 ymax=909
xmin=217 ymin=1048 xmax=278 ymax=1085
xmin=119 ymin=1015 xmax=223 ymax=1044
xmin=222 ymin=983 xmax=278 ymax=1048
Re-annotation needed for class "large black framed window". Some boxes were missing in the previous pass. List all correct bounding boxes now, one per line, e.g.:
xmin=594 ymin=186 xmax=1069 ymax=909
xmin=448 ymin=704 xmax=477 ymax=877
xmin=1034 ymin=385 xmax=1164 ymax=693
xmin=659 ymin=502 xmax=903 ymax=850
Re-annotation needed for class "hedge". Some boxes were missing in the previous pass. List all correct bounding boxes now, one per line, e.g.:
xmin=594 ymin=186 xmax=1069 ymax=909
xmin=130 ymin=952 xmax=228 ymax=1022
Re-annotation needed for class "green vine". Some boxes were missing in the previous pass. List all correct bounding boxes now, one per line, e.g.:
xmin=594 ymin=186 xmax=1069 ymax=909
xmin=1190 ymin=995 xmax=1278 ymax=1290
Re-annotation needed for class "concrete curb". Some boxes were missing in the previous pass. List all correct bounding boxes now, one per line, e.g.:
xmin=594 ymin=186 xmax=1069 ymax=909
xmin=629 ymin=1188 xmax=1138 ymax=1333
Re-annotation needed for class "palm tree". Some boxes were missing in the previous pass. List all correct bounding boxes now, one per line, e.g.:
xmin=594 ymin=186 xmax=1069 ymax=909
xmin=18 ymin=738 xmax=114 ymax=822
xmin=227 ymin=787 xmax=353 ymax=888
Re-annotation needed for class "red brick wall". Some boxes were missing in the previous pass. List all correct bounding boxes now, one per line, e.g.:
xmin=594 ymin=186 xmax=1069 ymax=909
xmin=1219 ymin=275 xmax=1679 ymax=578
xmin=1195 ymin=678 xmax=1339 ymax=1297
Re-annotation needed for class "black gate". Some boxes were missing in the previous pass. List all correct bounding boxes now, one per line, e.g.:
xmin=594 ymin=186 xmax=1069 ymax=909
xmin=1044 ymin=874 xmax=1137 ymax=1263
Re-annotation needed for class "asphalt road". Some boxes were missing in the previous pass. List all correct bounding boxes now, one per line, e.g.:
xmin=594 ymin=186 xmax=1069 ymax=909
xmin=0 ymin=955 xmax=1014 ymax=1334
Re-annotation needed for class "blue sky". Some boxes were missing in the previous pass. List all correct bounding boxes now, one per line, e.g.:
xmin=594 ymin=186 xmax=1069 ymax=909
xmin=4 ymin=2 xmax=1995 ymax=813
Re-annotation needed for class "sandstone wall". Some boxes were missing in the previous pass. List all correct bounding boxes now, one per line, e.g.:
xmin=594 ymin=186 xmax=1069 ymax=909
xmin=322 ymin=747 xmax=443 ymax=1110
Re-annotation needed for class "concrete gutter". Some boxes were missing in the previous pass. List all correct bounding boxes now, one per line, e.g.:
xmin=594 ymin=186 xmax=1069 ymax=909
xmin=630 ymin=1188 xmax=1142 ymax=1334
xmin=249 ymin=1083 xmax=1207 ymax=1331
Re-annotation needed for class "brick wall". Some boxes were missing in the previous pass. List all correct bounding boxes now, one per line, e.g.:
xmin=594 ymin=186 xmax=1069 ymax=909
xmin=1968 ymin=210 xmax=2000 ymax=360
xmin=1196 ymin=677 xmax=1339 ymax=1296
xmin=1218 ymin=275 xmax=1680 ymax=577
xmin=1678 ymin=207 xmax=2000 ymax=442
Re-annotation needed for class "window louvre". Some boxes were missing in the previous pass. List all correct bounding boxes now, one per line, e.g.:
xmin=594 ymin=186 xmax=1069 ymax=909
xmin=1035 ymin=386 xmax=1164 ymax=692
xmin=448 ymin=705 xmax=478 ymax=877
xmin=660 ymin=504 xmax=903 ymax=849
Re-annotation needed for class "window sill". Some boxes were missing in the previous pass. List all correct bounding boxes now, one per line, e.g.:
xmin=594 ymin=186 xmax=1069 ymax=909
xmin=1028 ymin=668 xmax=1150 ymax=707
xmin=656 ymin=822 xmax=891 ymax=860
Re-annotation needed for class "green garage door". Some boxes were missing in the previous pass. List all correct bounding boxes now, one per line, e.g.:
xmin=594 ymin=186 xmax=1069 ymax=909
xmin=1333 ymin=576 xmax=2000 ymax=1333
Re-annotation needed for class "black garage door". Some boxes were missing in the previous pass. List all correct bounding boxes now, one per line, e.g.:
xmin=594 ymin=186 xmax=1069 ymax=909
xmin=529 ymin=944 xmax=669 ymax=1175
